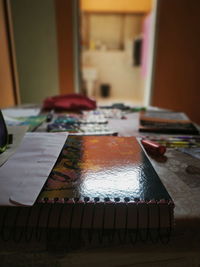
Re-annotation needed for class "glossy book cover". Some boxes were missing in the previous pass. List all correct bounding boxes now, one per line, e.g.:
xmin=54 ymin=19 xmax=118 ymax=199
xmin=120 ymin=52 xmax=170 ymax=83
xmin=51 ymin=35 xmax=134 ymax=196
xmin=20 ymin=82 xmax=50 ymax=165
xmin=0 ymin=136 xmax=174 ymax=245
xmin=38 ymin=136 xmax=172 ymax=202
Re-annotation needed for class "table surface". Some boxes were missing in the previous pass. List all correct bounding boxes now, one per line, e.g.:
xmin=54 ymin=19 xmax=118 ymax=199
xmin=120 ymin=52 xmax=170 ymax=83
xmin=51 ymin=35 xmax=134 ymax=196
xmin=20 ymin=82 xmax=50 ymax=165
xmin=34 ymin=111 xmax=200 ymax=234
xmin=1 ymin=110 xmax=200 ymax=267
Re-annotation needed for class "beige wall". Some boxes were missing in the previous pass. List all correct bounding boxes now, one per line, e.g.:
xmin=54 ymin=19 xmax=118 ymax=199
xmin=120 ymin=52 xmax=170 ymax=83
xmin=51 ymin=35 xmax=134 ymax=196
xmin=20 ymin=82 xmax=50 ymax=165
xmin=85 ymin=14 xmax=143 ymax=50
xmin=10 ymin=0 xmax=59 ymax=104
xmin=83 ymin=50 xmax=145 ymax=103
xmin=0 ymin=0 xmax=15 ymax=108
xmin=89 ymin=14 xmax=124 ymax=50
xmin=82 ymin=14 xmax=145 ymax=104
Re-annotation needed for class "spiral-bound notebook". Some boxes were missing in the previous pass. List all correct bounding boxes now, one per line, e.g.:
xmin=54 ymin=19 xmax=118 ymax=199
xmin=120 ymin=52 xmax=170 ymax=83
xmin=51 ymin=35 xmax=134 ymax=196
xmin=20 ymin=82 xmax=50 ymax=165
xmin=0 ymin=136 xmax=174 ymax=248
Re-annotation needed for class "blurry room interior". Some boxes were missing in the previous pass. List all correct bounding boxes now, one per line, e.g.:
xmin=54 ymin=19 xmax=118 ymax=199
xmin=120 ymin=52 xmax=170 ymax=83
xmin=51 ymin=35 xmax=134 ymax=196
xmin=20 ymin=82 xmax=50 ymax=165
xmin=0 ymin=0 xmax=200 ymax=124
xmin=80 ymin=0 xmax=154 ymax=106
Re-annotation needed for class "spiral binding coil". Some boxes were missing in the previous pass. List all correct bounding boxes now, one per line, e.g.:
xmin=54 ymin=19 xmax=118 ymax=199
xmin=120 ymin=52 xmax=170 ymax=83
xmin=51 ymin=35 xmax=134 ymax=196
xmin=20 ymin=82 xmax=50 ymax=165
xmin=0 ymin=197 xmax=174 ymax=246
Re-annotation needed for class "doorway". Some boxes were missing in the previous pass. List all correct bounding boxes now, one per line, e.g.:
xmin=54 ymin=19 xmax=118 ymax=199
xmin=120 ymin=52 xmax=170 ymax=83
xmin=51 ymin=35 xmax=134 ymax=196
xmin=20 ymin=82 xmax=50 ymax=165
xmin=79 ymin=0 xmax=154 ymax=106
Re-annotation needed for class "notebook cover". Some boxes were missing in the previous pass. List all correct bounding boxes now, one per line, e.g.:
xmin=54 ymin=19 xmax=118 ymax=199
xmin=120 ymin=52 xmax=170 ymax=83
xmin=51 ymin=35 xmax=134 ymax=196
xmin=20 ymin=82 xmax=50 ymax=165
xmin=38 ymin=136 xmax=172 ymax=202
xmin=0 ymin=136 xmax=174 ymax=246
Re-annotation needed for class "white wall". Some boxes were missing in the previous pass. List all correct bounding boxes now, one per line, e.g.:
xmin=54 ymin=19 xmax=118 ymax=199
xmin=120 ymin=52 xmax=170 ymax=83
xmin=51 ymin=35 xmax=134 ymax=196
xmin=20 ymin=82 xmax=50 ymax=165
xmin=82 ymin=13 xmax=145 ymax=104
xmin=83 ymin=50 xmax=145 ymax=103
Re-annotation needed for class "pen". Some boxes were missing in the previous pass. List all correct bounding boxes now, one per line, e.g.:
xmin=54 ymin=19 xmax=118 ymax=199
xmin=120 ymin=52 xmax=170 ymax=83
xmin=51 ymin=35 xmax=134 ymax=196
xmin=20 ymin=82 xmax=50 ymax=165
xmin=139 ymin=134 xmax=200 ymax=149
xmin=141 ymin=139 xmax=166 ymax=156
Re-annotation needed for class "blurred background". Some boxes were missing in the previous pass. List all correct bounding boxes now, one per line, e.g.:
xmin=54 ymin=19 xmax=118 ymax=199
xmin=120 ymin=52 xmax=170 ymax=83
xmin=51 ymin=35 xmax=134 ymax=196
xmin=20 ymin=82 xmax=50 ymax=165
xmin=1 ymin=0 xmax=200 ymax=123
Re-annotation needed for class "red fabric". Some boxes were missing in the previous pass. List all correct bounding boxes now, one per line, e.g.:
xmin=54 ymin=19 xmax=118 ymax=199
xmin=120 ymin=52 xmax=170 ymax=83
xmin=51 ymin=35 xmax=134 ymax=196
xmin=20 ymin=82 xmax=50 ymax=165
xmin=43 ymin=94 xmax=96 ymax=111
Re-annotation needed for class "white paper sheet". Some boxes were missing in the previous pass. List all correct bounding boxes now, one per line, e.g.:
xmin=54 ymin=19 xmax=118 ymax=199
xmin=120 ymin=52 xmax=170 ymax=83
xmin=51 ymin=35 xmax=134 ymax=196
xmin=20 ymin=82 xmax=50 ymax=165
xmin=0 ymin=126 xmax=28 ymax=167
xmin=2 ymin=108 xmax=41 ymax=118
xmin=0 ymin=132 xmax=67 ymax=206
xmin=2 ymin=115 xmax=20 ymax=123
